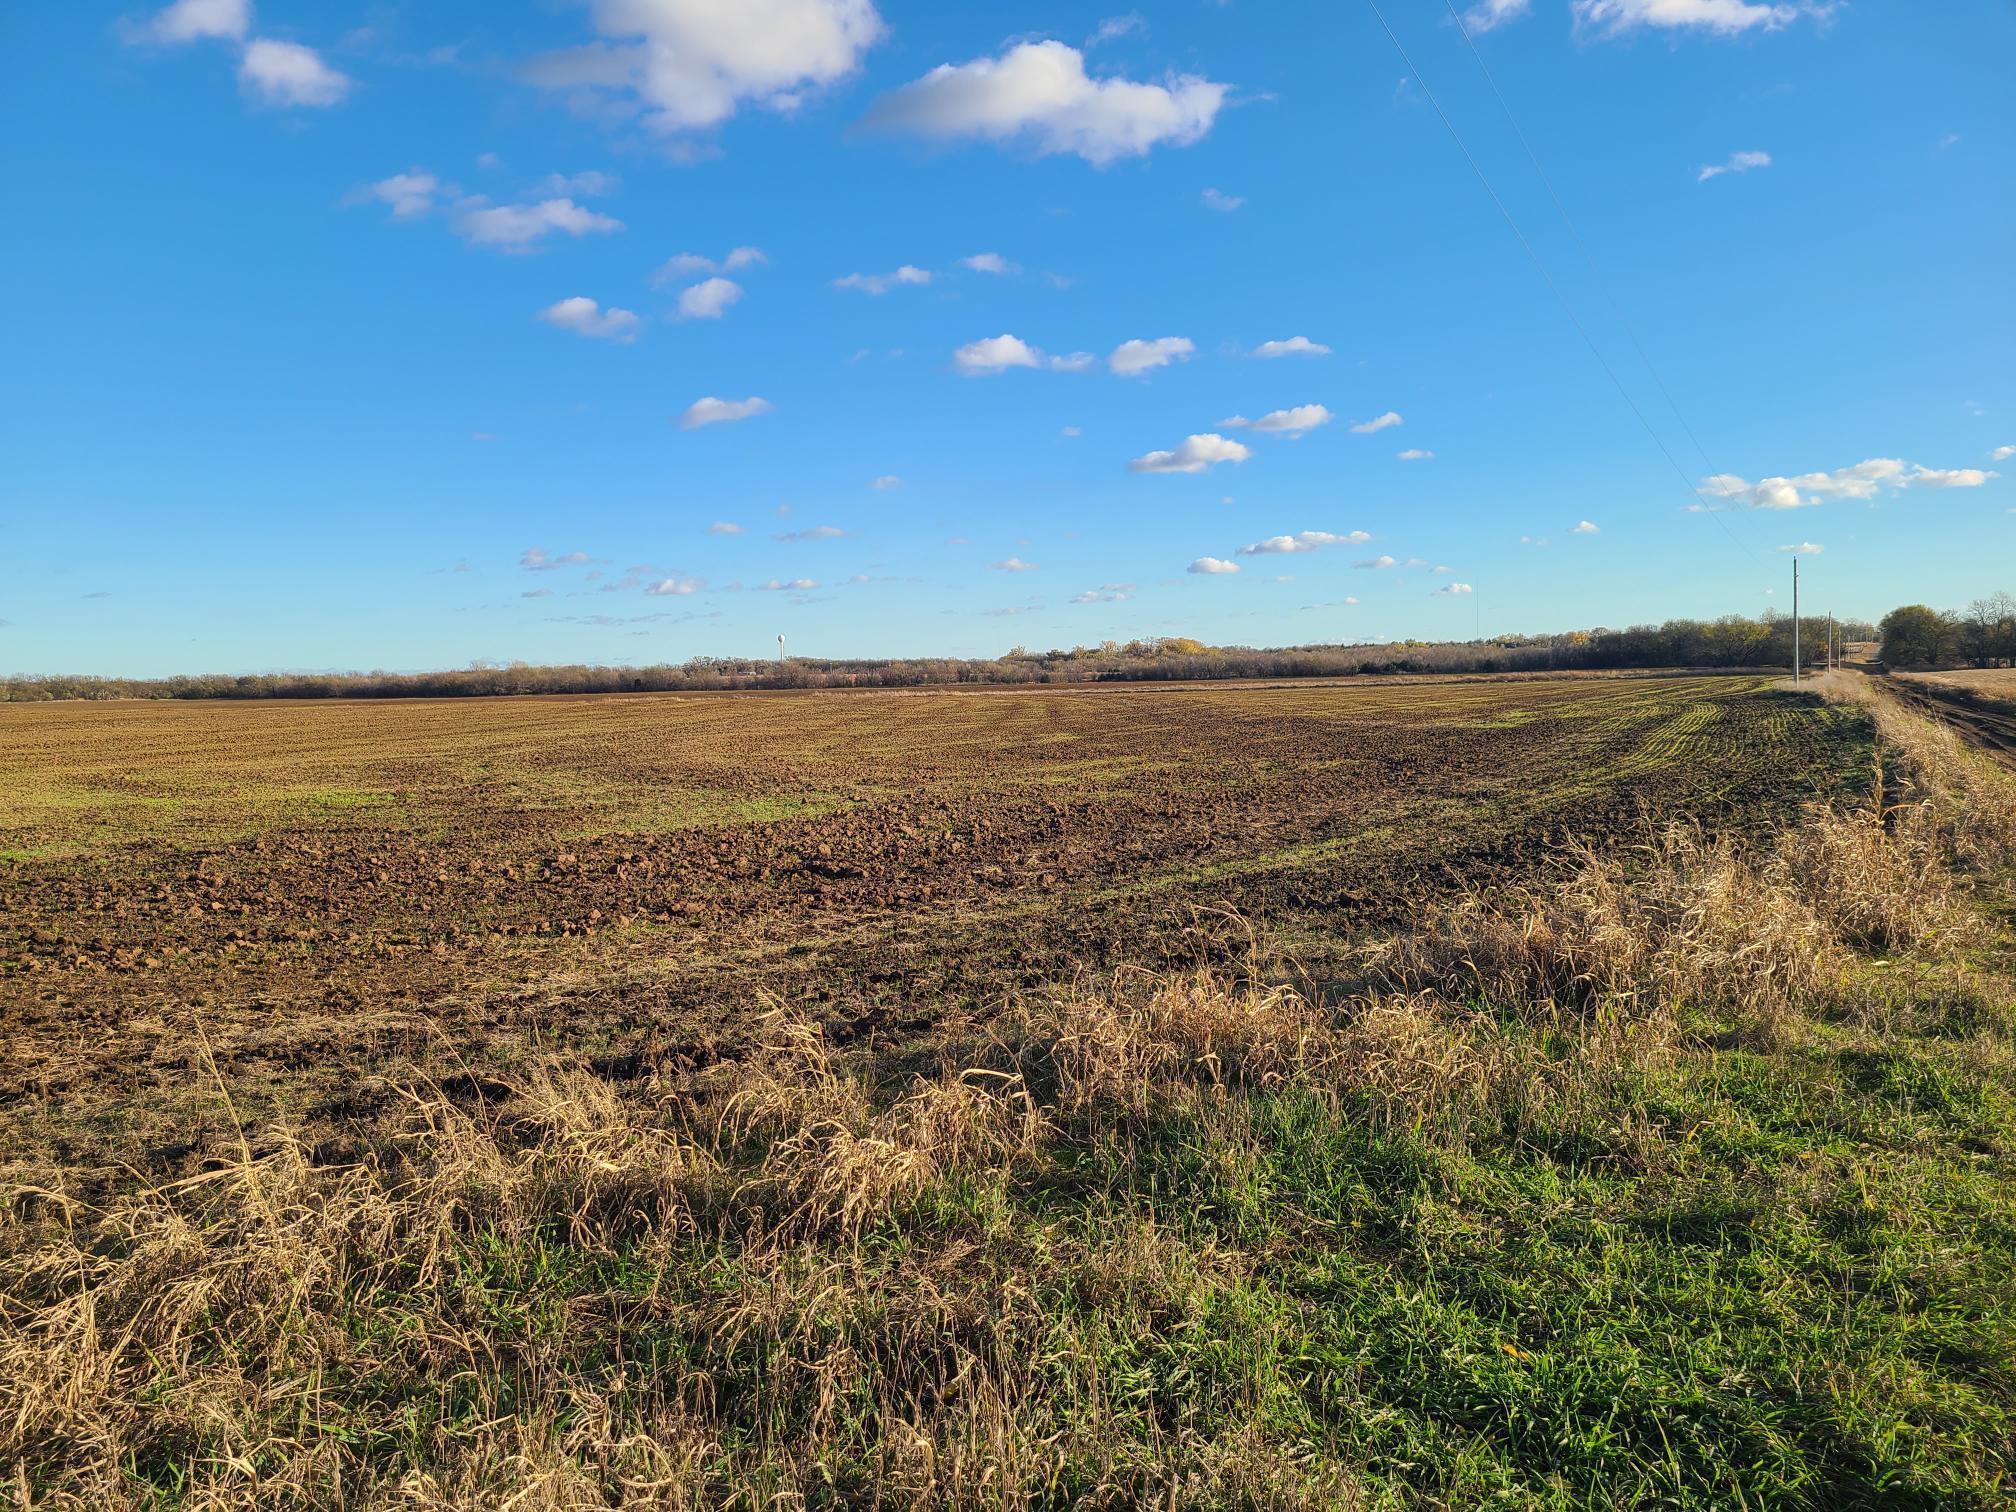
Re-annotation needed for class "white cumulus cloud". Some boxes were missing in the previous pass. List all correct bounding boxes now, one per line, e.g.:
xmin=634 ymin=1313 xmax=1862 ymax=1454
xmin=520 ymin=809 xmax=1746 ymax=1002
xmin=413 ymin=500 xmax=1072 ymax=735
xmin=678 ymin=395 xmax=773 ymax=429
xmin=645 ymin=577 xmax=703 ymax=595
xmin=1109 ymin=336 xmax=1193 ymax=377
xmin=537 ymin=296 xmax=642 ymax=341
xmin=1130 ymin=434 xmax=1251 ymax=474
xmin=1573 ymin=0 xmax=1821 ymax=37
xmin=1699 ymin=457 xmax=1997 ymax=509
xmin=1354 ymin=555 xmax=1399 ymax=570
xmin=862 ymin=40 xmax=1227 ymax=165
xmin=1573 ymin=519 xmax=1600 ymax=534
xmin=1253 ymin=336 xmax=1331 ymax=358
xmin=239 ymin=38 xmax=351 ymax=107
xmin=1188 ymin=557 xmax=1240 ymax=575
xmin=527 ymin=0 xmax=886 ymax=134
xmin=677 ymin=276 xmax=743 ymax=319
xmin=953 ymin=333 xmax=1044 ymax=375
xmin=1992 ymin=446 xmax=2016 ymax=462
xmin=1434 ymin=582 xmax=1475 ymax=596
xmin=1349 ymin=411 xmax=1403 ymax=434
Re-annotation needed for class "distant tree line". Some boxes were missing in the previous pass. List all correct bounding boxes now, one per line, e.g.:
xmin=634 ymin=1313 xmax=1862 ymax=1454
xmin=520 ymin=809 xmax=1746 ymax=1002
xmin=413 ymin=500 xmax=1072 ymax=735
xmin=0 ymin=611 xmax=1892 ymax=703
xmin=1879 ymin=594 xmax=2016 ymax=668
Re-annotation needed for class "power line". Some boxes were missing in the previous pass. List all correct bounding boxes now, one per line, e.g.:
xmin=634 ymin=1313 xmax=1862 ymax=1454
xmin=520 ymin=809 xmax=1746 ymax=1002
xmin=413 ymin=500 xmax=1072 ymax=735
xmin=1362 ymin=0 xmax=1768 ymax=569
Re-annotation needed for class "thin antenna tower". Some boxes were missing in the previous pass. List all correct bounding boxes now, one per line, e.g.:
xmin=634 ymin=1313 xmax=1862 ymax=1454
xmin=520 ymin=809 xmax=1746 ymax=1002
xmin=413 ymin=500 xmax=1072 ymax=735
xmin=1792 ymin=559 xmax=1801 ymax=681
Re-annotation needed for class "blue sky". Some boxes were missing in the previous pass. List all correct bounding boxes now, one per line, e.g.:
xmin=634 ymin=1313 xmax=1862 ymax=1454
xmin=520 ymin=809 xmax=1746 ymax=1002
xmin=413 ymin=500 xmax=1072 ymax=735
xmin=3 ymin=0 xmax=2010 ymax=676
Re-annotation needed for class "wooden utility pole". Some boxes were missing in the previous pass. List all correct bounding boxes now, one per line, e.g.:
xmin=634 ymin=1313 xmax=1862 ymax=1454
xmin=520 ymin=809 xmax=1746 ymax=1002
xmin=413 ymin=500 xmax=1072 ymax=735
xmin=1792 ymin=559 xmax=1801 ymax=681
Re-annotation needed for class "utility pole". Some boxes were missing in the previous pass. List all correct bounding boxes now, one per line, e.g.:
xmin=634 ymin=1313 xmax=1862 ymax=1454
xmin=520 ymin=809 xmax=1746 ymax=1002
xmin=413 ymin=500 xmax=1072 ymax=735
xmin=1792 ymin=559 xmax=1801 ymax=681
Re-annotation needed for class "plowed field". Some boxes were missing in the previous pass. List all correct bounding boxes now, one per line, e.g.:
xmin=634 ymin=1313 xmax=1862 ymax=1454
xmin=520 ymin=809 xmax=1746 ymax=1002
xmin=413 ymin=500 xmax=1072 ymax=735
xmin=1 ymin=675 xmax=1868 ymax=1179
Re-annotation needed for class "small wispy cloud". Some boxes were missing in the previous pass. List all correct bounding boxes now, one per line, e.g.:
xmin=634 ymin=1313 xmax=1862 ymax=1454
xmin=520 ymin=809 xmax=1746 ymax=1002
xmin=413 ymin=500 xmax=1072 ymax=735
xmin=653 ymin=249 xmax=765 ymax=286
xmin=1433 ymin=582 xmax=1475 ymax=596
xmin=521 ymin=548 xmax=591 ymax=571
xmin=1698 ymin=149 xmax=1772 ymax=182
xmin=1130 ymin=434 xmax=1251 ymax=474
xmin=1253 ymin=336 xmax=1331 ymax=359
xmin=1458 ymin=0 xmax=1532 ymax=33
xmin=993 ymin=557 xmax=1038 ymax=572
xmin=1349 ymin=411 xmax=1403 ymax=433
xmin=459 ymin=198 xmax=623 ymax=249
xmin=1088 ymin=12 xmax=1145 ymax=45
xmin=1237 ymin=530 xmax=1370 ymax=556
xmin=1221 ymin=404 xmax=1332 ymax=436
xmin=833 ymin=265 xmax=931 ymax=295
xmin=676 ymin=277 xmax=742 ymax=320
xmin=526 ymin=169 xmax=618 ymax=199
xmin=1201 ymin=187 xmax=1245 ymax=212
xmin=1110 ymin=336 xmax=1194 ymax=377
xmin=677 ymin=396 xmax=773 ymax=430
xmin=1777 ymin=542 xmax=1824 ymax=554
xmin=960 ymin=252 xmax=1019 ymax=275
xmin=1397 ymin=448 xmax=1434 ymax=461
xmin=537 ymin=296 xmax=641 ymax=341
xmin=1573 ymin=520 xmax=1600 ymax=534
xmin=776 ymin=525 xmax=845 ymax=542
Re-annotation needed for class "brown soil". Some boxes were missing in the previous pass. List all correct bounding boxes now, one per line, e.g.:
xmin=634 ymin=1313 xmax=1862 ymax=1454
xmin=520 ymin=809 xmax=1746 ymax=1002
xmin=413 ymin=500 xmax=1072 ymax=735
xmin=0 ymin=675 xmax=1868 ymax=1184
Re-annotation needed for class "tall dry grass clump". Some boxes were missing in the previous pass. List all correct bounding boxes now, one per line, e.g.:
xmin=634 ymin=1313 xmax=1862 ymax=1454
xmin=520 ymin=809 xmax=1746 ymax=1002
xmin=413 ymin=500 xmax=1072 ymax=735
xmin=1814 ymin=668 xmax=2016 ymax=862
xmin=1376 ymin=674 xmax=2013 ymax=1031
xmin=1369 ymin=826 xmax=1837 ymax=1032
